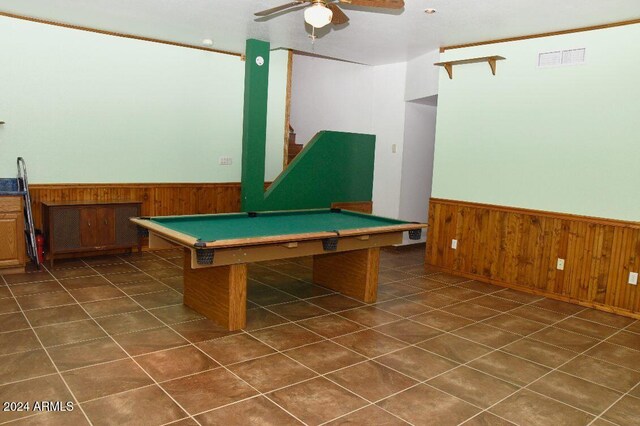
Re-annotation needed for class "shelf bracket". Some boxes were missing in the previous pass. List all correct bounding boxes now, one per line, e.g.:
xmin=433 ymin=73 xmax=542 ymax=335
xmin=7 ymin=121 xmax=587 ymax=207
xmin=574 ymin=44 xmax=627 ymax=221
xmin=488 ymin=58 xmax=498 ymax=75
xmin=443 ymin=63 xmax=453 ymax=79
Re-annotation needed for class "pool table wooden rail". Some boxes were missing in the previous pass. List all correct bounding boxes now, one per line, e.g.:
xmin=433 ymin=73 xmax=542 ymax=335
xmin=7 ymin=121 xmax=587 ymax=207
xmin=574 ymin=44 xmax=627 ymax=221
xmin=133 ymin=222 xmax=412 ymax=270
xmin=130 ymin=215 xmax=423 ymax=250
xmin=189 ymin=231 xmax=403 ymax=269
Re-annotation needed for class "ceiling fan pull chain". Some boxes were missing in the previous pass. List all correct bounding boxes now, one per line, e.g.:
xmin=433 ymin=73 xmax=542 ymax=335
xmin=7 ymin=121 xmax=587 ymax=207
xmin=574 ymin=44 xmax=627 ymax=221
xmin=309 ymin=26 xmax=317 ymax=44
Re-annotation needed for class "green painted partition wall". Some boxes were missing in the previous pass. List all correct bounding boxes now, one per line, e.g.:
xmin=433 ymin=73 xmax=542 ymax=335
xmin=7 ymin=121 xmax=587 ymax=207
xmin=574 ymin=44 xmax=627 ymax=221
xmin=259 ymin=131 xmax=376 ymax=211
xmin=241 ymin=39 xmax=271 ymax=211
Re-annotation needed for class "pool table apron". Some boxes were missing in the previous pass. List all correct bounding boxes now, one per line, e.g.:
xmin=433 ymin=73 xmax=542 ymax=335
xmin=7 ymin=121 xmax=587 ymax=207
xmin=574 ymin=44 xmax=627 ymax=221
xmin=152 ymin=231 xmax=403 ymax=330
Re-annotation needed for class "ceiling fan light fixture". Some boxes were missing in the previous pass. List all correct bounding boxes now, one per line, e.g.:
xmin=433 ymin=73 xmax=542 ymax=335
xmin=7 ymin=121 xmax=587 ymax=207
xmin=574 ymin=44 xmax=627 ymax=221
xmin=304 ymin=3 xmax=333 ymax=28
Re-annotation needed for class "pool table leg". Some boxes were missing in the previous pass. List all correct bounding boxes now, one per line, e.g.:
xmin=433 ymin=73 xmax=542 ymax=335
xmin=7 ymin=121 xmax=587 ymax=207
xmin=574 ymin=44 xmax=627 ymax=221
xmin=313 ymin=247 xmax=380 ymax=303
xmin=182 ymin=250 xmax=247 ymax=330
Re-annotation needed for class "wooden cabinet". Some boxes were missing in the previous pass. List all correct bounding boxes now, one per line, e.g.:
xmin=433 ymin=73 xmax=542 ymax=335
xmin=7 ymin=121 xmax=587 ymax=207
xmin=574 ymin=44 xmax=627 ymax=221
xmin=42 ymin=201 xmax=141 ymax=264
xmin=79 ymin=207 xmax=116 ymax=247
xmin=0 ymin=196 xmax=26 ymax=273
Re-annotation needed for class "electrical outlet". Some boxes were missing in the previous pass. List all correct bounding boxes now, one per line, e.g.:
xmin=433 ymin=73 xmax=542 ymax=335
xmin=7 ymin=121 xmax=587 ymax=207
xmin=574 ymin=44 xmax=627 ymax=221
xmin=451 ymin=239 xmax=458 ymax=249
xmin=556 ymin=258 xmax=565 ymax=270
xmin=629 ymin=272 xmax=638 ymax=285
xmin=219 ymin=156 xmax=232 ymax=166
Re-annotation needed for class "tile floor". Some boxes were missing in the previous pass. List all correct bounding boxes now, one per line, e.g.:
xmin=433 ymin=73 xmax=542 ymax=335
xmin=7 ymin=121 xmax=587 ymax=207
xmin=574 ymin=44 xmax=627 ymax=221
xmin=1 ymin=245 xmax=639 ymax=425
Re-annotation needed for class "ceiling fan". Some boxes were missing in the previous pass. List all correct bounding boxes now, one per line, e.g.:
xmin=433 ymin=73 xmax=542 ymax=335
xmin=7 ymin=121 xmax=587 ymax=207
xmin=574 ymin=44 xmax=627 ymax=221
xmin=255 ymin=0 xmax=404 ymax=29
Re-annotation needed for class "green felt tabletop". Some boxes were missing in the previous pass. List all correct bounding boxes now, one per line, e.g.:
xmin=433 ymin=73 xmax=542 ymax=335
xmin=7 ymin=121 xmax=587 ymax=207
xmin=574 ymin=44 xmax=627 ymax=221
xmin=149 ymin=209 xmax=410 ymax=242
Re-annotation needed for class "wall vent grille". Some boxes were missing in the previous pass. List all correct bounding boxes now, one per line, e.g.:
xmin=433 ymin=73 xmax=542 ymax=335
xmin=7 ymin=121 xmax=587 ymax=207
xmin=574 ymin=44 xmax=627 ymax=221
xmin=538 ymin=48 xmax=585 ymax=68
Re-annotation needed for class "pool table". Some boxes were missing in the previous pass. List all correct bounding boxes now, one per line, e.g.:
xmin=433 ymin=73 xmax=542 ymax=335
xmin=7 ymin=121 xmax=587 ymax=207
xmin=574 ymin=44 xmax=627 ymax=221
xmin=131 ymin=209 xmax=426 ymax=330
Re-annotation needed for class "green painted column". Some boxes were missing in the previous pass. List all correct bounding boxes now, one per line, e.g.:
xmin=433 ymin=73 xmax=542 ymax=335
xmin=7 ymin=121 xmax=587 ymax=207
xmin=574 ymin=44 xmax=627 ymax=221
xmin=240 ymin=39 xmax=271 ymax=212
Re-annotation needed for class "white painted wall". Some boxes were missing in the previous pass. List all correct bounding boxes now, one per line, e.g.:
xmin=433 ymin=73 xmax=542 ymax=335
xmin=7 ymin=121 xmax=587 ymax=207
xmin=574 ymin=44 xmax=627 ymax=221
xmin=405 ymin=49 xmax=441 ymax=101
xmin=370 ymin=62 xmax=407 ymax=219
xmin=399 ymin=102 xmax=437 ymax=244
xmin=289 ymin=52 xmax=439 ymax=238
xmin=399 ymin=49 xmax=440 ymax=244
xmin=289 ymin=54 xmax=374 ymax=146
xmin=265 ymin=50 xmax=290 ymax=181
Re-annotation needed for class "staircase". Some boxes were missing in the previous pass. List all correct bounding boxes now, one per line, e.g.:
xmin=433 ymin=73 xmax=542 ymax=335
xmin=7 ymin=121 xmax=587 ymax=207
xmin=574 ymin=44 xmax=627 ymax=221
xmin=286 ymin=125 xmax=303 ymax=165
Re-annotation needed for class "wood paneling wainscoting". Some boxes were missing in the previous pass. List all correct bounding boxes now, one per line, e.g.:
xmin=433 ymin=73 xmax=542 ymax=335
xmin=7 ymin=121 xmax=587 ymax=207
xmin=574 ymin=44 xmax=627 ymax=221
xmin=28 ymin=184 xmax=373 ymax=231
xmin=27 ymin=183 xmax=374 ymax=261
xmin=29 ymin=183 xmax=245 ymax=231
xmin=426 ymin=198 xmax=640 ymax=319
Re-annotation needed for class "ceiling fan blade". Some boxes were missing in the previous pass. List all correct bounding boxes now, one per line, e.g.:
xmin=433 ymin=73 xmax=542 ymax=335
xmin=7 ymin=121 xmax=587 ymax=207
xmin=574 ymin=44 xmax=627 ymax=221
xmin=327 ymin=3 xmax=350 ymax=25
xmin=255 ymin=1 xmax=308 ymax=16
xmin=338 ymin=0 xmax=404 ymax=9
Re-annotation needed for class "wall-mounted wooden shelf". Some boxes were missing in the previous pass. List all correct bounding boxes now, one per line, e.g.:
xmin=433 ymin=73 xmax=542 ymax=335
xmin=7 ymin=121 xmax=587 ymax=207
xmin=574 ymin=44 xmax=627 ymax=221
xmin=434 ymin=55 xmax=506 ymax=79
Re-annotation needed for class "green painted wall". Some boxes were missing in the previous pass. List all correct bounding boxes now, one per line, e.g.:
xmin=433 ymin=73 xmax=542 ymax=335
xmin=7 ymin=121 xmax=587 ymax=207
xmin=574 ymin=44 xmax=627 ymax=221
xmin=432 ymin=24 xmax=640 ymax=221
xmin=260 ymin=131 xmax=376 ymax=211
xmin=0 ymin=16 xmax=288 ymax=183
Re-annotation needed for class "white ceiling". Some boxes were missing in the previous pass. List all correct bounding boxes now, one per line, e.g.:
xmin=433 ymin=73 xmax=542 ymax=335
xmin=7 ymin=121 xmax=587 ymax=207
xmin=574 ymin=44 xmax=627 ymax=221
xmin=1 ymin=0 xmax=638 ymax=65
